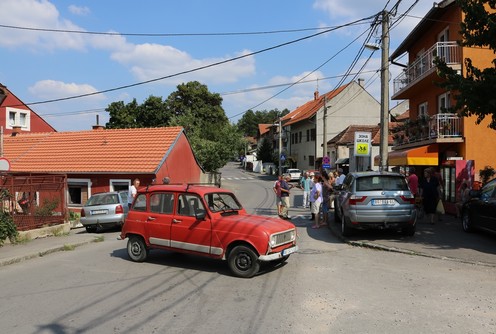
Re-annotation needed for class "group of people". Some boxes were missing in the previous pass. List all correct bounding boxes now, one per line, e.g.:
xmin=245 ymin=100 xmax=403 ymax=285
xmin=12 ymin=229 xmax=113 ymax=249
xmin=406 ymin=166 xmax=470 ymax=224
xmin=273 ymin=168 xmax=346 ymax=228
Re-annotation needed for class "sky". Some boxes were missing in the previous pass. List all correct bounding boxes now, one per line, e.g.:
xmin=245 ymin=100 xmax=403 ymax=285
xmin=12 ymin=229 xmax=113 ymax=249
xmin=0 ymin=0 xmax=435 ymax=132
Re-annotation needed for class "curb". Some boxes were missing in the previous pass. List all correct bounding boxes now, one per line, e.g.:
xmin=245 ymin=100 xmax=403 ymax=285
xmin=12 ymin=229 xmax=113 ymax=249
xmin=0 ymin=237 xmax=101 ymax=268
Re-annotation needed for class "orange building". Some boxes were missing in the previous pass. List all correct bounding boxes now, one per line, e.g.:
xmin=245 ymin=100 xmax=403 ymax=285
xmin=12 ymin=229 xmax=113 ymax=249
xmin=389 ymin=0 xmax=496 ymax=213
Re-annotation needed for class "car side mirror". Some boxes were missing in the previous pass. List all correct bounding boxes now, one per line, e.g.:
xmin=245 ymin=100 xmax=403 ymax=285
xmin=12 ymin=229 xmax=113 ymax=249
xmin=195 ymin=211 xmax=206 ymax=220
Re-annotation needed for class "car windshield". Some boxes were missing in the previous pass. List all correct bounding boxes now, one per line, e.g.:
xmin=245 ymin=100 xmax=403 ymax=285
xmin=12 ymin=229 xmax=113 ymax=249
xmin=86 ymin=193 xmax=119 ymax=206
xmin=204 ymin=192 xmax=242 ymax=212
xmin=356 ymin=175 xmax=409 ymax=191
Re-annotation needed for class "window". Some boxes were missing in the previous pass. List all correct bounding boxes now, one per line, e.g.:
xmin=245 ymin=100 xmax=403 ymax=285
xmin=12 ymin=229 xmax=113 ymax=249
xmin=6 ymin=107 xmax=30 ymax=130
xmin=310 ymin=129 xmax=316 ymax=141
xmin=178 ymin=193 xmax=205 ymax=216
xmin=309 ymin=155 xmax=315 ymax=167
xmin=67 ymin=179 xmax=91 ymax=206
xmin=298 ymin=131 xmax=302 ymax=143
xmin=306 ymin=129 xmax=310 ymax=142
xmin=419 ymin=102 xmax=428 ymax=118
xmin=150 ymin=193 xmax=174 ymax=214
xmin=110 ymin=179 xmax=131 ymax=192
xmin=133 ymin=194 xmax=147 ymax=212
xmin=438 ymin=92 xmax=451 ymax=113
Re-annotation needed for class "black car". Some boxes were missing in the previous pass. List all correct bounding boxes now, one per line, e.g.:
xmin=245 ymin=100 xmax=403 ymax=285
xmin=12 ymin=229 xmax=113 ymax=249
xmin=461 ymin=178 xmax=496 ymax=234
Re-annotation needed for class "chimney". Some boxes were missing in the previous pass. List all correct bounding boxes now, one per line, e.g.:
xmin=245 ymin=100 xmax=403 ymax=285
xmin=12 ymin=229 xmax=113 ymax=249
xmin=92 ymin=114 xmax=105 ymax=130
xmin=11 ymin=126 xmax=21 ymax=136
xmin=314 ymin=90 xmax=319 ymax=100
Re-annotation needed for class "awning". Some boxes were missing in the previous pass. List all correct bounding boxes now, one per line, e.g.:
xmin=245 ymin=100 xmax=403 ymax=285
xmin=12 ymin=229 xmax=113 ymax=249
xmin=375 ymin=145 xmax=438 ymax=166
xmin=335 ymin=158 xmax=349 ymax=164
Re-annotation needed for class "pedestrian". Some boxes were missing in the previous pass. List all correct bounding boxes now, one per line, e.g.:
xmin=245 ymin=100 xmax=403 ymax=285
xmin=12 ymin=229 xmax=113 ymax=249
xmin=407 ymin=167 xmax=419 ymax=196
xmin=419 ymin=168 xmax=441 ymax=224
xmin=128 ymin=178 xmax=140 ymax=208
xmin=280 ymin=174 xmax=293 ymax=219
xmin=455 ymin=182 xmax=470 ymax=218
xmin=162 ymin=176 xmax=170 ymax=184
xmin=320 ymin=170 xmax=333 ymax=225
xmin=273 ymin=174 xmax=283 ymax=216
xmin=300 ymin=171 xmax=312 ymax=208
xmin=309 ymin=173 xmax=323 ymax=228
xmin=335 ymin=168 xmax=346 ymax=186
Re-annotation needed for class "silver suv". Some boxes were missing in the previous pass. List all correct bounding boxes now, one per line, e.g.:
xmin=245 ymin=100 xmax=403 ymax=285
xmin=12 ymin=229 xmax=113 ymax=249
xmin=334 ymin=171 xmax=416 ymax=237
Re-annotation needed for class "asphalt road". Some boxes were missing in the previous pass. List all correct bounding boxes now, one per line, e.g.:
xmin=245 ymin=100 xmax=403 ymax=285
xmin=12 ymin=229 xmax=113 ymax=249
xmin=0 ymin=162 xmax=495 ymax=333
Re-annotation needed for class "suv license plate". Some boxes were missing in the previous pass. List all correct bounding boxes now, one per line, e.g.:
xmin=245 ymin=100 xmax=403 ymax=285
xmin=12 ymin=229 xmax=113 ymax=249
xmin=373 ymin=199 xmax=395 ymax=206
xmin=91 ymin=209 xmax=108 ymax=215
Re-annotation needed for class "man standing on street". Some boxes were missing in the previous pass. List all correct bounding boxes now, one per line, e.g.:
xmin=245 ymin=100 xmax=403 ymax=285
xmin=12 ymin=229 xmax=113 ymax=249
xmin=280 ymin=174 xmax=293 ymax=219
xmin=300 ymin=171 xmax=312 ymax=208
xmin=273 ymin=174 xmax=283 ymax=216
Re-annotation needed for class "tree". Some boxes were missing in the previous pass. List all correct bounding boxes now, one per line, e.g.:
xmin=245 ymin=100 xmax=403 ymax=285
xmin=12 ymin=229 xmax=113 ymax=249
xmin=256 ymin=137 xmax=274 ymax=163
xmin=236 ymin=108 xmax=290 ymax=137
xmin=105 ymin=81 xmax=243 ymax=171
xmin=435 ymin=0 xmax=496 ymax=129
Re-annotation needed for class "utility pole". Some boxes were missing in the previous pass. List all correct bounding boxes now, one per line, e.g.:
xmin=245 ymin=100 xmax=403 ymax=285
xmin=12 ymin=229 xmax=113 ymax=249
xmin=322 ymin=96 xmax=327 ymax=161
xmin=379 ymin=10 xmax=390 ymax=172
xmin=278 ymin=117 xmax=283 ymax=176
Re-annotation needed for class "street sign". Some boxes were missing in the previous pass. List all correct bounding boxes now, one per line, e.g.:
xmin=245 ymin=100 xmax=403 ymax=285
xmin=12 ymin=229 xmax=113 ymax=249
xmin=354 ymin=132 xmax=371 ymax=157
xmin=322 ymin=156 xmax=330 ymax=168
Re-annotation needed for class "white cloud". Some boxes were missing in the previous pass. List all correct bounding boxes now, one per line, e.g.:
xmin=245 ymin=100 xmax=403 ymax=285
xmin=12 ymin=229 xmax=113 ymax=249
xmin=110 ymin=44 xmax=256 ymax=86
xmin=68 ymin=5 xmax=90 ymax=16
xmin=28 ymin=80 xmax=106 ymax=101
xmin=0 ymin=0 xmax=87 ymax=51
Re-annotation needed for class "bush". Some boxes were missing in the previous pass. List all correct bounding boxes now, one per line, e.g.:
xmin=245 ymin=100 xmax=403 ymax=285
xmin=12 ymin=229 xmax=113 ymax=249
xmin=0 ymin=189 xmax=18 ymax=245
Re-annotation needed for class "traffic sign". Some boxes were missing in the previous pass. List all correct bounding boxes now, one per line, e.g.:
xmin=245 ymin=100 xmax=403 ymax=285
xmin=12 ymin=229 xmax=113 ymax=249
xmin=354 ymin=132 xmax=371 ymax=156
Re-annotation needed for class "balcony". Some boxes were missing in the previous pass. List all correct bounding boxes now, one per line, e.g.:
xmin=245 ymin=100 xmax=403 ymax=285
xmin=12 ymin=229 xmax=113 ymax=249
xmin=393 ymin=42 xmax=461 ymax=97
xmin=392 ymin=113 xmax=463 ymax=147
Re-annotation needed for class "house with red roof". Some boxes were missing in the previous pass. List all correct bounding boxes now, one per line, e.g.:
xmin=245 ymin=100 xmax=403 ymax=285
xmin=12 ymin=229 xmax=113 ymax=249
xmin=281 ymin=81 xmax=380 ymax=171
xmin=0 ymin=84 xmax=56 ymax=135
xmin=3 ymin=126 xmax=206 ymax=218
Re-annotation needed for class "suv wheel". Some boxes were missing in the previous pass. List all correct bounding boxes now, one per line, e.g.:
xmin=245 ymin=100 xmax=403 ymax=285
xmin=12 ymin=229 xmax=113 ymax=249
xmin=341 ymin=214 xmax=353 ymax=237
xmin=228 ymin=245 xmax=260 ymax=278
xmin=127 ymin=236 xmax=149 ymax=262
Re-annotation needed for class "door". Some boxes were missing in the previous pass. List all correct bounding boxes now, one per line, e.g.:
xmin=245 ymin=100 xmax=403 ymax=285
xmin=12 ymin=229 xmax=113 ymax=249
xmin=146 ymin=192 xmax=175 ymax=247
xmin=170 ymin=193 xmax=212 ymax=255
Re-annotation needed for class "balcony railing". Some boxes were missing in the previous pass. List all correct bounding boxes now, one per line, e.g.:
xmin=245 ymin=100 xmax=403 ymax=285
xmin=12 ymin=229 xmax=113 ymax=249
xmin=393 ymin=41 xmax=461 ymax=95
xmin=392 ymin=113 xmax=462 ymax=146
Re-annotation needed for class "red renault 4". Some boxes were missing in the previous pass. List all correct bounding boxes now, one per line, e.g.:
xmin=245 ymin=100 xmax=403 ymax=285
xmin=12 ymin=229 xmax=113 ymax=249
xmin=120 ymin=183 xmax=298 ymax=278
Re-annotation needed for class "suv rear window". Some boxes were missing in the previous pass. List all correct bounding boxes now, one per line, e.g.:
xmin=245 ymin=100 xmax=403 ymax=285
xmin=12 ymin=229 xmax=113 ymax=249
xmin=356 ymin=176 xmax=408 ymax=191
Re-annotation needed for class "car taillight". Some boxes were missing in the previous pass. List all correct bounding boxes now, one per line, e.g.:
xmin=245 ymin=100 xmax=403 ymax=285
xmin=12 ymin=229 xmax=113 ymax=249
xmin=115 ymin=205 xmax=124 ymax=214
xmin=80 ymin=209 xmax=85 ymax=217
xmin=349 ymin=196 xmax=367 ymax=205
xmin=400 ymin=195 xmax=415 ymax=204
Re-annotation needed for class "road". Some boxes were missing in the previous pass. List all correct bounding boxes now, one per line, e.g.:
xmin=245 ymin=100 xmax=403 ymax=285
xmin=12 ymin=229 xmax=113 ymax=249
xmin=0 ymin=162 xmax=495 ymax=333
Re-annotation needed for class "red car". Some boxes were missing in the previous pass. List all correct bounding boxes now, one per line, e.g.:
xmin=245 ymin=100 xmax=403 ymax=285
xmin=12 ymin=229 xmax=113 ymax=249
xmin=120 ymin=184 xmax=298 ymax=278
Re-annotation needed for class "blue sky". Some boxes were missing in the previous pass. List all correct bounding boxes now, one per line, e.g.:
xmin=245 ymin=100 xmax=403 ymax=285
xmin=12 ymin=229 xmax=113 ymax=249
xmin=1 ymin=0 xmax=434 ymax=131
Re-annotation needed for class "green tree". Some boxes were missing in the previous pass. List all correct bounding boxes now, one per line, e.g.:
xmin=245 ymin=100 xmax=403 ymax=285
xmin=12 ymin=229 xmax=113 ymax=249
xmin=256 ymin=137 xmax=274 ymax=163
xmin=435 ymin=0 xmax=496 ymax=129
xmin=236 ymin=108 xmax=290 ymax=137
xmin=105 ymin=81 xmax=243 ymax=171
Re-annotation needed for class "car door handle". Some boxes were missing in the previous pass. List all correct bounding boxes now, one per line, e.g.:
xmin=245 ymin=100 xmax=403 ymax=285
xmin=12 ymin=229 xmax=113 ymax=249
xmin=172 ymin=219 xmax=181 ymax=223
xmin=147 ymin=217 xmax=156 ymax=221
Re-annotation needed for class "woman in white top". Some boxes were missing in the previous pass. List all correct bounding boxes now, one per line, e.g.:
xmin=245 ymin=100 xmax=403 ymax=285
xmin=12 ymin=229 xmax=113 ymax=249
xmin=309 ymin=174 xmax=323 ymax=228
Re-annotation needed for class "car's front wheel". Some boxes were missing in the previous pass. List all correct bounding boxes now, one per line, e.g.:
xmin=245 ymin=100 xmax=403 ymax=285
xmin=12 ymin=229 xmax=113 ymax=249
xmin=228 ymin=245 xmax=260 ymax=278
xmin=127 ymin=236 xmax=149 ymax=262
xmin=462 ymin=210 xmax=474 ymax=233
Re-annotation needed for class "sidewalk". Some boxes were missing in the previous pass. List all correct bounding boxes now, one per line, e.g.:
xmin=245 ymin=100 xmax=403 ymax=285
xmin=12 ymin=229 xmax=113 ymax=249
xmin=0 ymin=227 xmax=101 ymax=267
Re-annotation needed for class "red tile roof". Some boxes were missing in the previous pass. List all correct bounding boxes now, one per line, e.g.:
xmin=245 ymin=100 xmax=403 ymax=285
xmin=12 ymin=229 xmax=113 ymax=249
xmin=281 ymin=84 xmax=350 ymax=126
xmin=3 ymin=127 xmax=184 ymax=173
xmin=258 ymin=124 xmax=272 ymax=136
xmin=327 ymin=125 xmax=380 ymax=145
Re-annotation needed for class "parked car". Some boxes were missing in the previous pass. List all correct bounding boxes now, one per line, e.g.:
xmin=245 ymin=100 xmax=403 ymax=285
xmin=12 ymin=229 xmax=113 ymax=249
xmin=80 ymin=191 xmax=129 ymax=233
xmin=120 ymin=184 xmax=298 ymax=278
xmin=333 ymin=171 xmax=417 ymax=236
xmin=461 ymin=178 xmax=496 ymax=234
xmin=285 ymin=168 xmax=302 ymax=181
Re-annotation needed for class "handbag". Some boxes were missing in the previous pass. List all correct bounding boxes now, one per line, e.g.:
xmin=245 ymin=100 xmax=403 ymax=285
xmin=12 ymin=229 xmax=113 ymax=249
xmin=436 ymin=199 xmax=445 ymax=214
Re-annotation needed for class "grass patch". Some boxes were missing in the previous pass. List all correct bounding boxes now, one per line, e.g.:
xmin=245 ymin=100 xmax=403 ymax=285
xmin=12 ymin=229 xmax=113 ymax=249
xmin=94 ymin=235 xmax=105 ymax=243
xmin=63 ymin=244 xmax=76 ymax=251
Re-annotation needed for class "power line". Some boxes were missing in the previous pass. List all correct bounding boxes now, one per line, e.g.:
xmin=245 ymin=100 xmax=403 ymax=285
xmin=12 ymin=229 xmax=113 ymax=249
xmin=12 ymin=16 xmax=374 ymax=108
